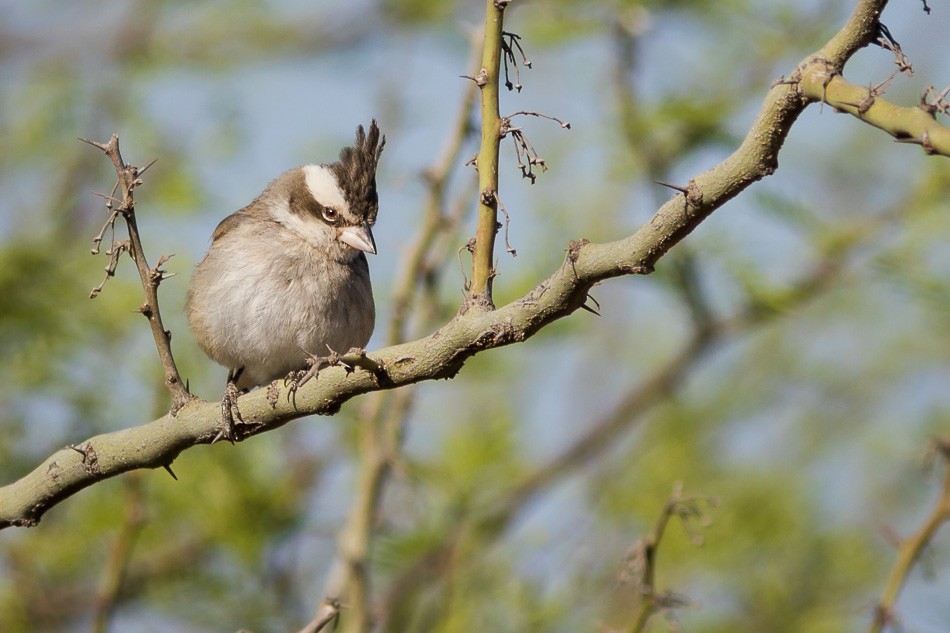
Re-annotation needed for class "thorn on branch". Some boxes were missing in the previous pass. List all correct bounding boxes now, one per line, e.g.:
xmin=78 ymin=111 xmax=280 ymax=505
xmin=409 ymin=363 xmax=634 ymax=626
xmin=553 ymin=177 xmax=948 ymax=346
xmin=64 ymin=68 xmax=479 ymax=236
xmin=920 ymin=85 xmax=950 ymax=117
xmin=654 ymin=180 xmax=690 ymax=195
xmin=920 ymin=0 xmax=931 ymax=14
xmin=149 ymin=253 xmax=177 ymax=287
xmin=302 ymin=597 xmax=343 ymax=633
xmin=654 ymin=179 xmax=703 ymax=209
xmin=894 ymin=130 xmax=936 ymax=154
xmin=770 ymin=71 xmax=802 ymax=89
xmin=461 ymin=68 xmax=489 ymax=88
xmin=875 ymin=23 xmax=913 ymax=75
xmin=842 ymin=72 xmax=900 ymax=115
xmin=69 ymin=442 xmax=101 ymax=475
xmin=566 ymin=238 xmax=589 ymax=279
xmin=580 ymin=293 xmax=601 ymax=316
xmin=458 ymin=237 xmax=477 ymax=291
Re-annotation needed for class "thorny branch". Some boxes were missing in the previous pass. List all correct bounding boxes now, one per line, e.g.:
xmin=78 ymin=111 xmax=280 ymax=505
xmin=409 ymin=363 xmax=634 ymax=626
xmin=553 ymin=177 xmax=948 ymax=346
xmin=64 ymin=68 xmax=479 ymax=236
xmin=466 ymin=0 xmax=507 ymax=308
xmin=81 ymin=135 xmax=193 ymax=414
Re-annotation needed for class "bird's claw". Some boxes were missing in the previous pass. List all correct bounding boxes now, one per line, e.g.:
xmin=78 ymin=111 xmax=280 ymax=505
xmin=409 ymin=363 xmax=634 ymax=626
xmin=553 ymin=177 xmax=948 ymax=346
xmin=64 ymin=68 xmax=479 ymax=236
xmin=283 ymin=346 xmax=365 ymax=402
xmin=212 ymin=380 xmax=243 ymax=444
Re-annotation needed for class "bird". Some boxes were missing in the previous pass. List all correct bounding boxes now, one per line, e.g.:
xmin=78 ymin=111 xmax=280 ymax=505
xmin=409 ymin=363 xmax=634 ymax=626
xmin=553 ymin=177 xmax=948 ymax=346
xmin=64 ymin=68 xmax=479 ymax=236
xmin=185 ymin=121 xmax=385 ymax=434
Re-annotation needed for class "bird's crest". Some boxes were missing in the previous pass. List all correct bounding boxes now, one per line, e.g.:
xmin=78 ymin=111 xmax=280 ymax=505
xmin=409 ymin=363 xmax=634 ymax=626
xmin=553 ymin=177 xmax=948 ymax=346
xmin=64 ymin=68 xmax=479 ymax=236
xmin=330 ymin=120 xmax=385 ymax=218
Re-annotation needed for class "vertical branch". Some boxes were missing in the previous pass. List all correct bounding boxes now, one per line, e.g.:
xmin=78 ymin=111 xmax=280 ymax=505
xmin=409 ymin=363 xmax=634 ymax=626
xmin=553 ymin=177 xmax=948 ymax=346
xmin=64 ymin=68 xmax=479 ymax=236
xmin=466 ymin=0 xmax=507 ymax=311
xmin=90 ymin=474 xmax=144 ymax=633
xmin=314 ymin=40 xmax=481 ymax=633
xmin=83 ymin=134 xmax=193 ymax=414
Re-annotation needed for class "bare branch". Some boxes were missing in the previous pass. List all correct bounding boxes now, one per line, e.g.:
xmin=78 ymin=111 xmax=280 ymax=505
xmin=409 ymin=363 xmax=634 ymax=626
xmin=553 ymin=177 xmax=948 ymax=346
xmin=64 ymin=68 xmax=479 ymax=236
xmin=82 ymin=135 xmax=194 ymax=413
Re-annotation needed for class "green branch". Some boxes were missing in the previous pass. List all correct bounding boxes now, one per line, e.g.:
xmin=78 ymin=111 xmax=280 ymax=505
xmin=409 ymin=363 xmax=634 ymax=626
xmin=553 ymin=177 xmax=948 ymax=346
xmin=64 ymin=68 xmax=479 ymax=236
xmin=467 ymin=0 xmax=506 ymax=311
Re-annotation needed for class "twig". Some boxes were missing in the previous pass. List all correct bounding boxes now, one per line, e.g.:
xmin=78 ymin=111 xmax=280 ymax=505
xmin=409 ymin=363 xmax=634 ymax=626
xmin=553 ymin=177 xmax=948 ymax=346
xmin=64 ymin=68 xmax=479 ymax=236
xmin=295 ymin=597 xmax=343 ymax=633
xmin=81 ymin=135 xmax=194 ymax=414
xmin=621 ymin=482 xmax=714 ymax=633
xmin=494 ymin=192 xmax=517 ymax=256
xmin=500 ymin=31 xmax=531 ymax=92
xmin=868 ymin=438 xmax=950 ymax=633
xmin=874 ymin=22 xmax=913 ymax=75
xmin=506 ymin=110 xmax=571 ymax=129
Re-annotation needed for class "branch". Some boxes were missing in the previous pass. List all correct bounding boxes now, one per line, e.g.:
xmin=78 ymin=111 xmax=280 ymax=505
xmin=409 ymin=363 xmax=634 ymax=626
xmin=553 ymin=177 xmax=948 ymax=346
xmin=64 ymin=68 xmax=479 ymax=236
xmin=869 ymin=438 xmax=950 ymax=633
xmin=318 ymin=67 xmax=480 ymax=633
xmin=622 ymin=483 xmax=715 ymax=633
xmin=800 ymin=71 xmax=950 ymax=156
xmin=376 ymin=210 xmax=887 ymax=625
xmin=466 ymin=0 xmax=506 ymax=310
xmin=0 ymin=0 xmax=928 ymax=530
xmin=80 ymin=134 xmax=194 ymax=413
xmin=295 ymin=598 xmax=342 ymax=633
xmin=91 ymin=475 xmax=144 ymax=633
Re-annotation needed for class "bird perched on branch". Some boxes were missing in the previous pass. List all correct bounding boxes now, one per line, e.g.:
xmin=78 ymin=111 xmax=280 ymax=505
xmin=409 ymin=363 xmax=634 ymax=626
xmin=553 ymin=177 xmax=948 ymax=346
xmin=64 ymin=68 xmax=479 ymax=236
xmin=186 ymin=121 xmax=385 ymax=436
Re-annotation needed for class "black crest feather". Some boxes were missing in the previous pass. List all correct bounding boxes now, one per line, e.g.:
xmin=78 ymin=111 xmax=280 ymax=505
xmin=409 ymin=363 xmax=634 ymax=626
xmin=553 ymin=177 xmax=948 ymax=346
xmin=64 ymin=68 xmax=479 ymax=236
xmin=329 ymin=120 xmax=385 ymax=220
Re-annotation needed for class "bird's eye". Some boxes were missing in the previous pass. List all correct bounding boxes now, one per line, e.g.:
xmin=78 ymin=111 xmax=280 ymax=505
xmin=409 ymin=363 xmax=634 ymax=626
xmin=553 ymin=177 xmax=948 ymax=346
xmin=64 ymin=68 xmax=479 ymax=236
xmin=322 ymin=208 xmax=338 ymax=223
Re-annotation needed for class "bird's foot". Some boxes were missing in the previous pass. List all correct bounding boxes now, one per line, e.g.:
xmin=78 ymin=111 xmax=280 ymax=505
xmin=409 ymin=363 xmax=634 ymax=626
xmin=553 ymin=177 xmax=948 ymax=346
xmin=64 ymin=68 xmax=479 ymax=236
xmin=212 ymin=380 xmax=244 ymax=444
xmin=283 ymin=346 xmax=364 ymax=402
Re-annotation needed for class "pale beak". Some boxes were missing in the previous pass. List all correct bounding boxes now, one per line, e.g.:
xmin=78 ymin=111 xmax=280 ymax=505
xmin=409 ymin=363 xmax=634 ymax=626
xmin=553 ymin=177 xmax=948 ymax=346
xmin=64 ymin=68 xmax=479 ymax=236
xmin=337 ymin=222 xmax=377 ymax=255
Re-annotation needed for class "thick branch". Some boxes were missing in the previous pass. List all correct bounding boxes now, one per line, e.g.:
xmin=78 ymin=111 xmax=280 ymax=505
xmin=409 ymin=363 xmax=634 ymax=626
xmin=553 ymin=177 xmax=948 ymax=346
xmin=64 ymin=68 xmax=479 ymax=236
xmin=817 ymin=0 xmax=887 ymax=67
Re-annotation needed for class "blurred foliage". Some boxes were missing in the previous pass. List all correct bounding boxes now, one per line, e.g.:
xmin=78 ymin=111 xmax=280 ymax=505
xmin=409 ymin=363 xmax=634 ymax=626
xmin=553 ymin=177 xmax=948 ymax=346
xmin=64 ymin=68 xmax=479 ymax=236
xmin=2 ymin=1 xmax=949 ymax=633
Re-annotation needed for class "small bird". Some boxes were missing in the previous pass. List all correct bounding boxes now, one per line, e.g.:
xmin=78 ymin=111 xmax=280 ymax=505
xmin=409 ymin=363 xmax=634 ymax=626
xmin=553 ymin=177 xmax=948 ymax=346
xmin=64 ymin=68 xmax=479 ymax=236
xmin=186 ymin=121 xmax=385 ymax=425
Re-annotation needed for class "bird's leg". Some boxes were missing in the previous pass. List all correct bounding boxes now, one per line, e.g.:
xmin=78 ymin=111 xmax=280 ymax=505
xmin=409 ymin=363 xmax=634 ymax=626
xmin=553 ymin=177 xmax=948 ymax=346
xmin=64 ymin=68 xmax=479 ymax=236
xmin=213 ymin=368 xmax=245 ymax=444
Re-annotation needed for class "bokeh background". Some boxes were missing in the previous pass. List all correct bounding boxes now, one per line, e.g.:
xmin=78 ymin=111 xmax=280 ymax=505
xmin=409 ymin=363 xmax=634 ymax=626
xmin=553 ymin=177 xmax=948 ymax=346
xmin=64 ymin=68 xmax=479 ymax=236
xmin=1 ymin=1 xmax=949 ymax=631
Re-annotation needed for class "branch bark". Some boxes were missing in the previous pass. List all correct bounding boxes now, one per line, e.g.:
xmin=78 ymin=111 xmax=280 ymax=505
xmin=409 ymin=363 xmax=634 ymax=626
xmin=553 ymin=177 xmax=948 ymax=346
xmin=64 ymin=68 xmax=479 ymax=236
xmin=466 ymin=0 xmax=506 ymax=310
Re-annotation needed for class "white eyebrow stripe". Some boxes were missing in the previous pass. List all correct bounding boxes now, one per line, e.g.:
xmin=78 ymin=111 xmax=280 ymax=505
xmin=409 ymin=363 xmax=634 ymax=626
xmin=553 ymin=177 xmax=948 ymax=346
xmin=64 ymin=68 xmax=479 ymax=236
xmin=303 ymin=164 xmax=348 ymax=211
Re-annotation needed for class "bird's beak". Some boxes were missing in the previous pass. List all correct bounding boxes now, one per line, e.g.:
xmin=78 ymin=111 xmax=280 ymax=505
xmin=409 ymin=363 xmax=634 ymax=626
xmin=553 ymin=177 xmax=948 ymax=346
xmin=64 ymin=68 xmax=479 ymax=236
xmin=337 ymin=222 xmax=377 ymax=255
